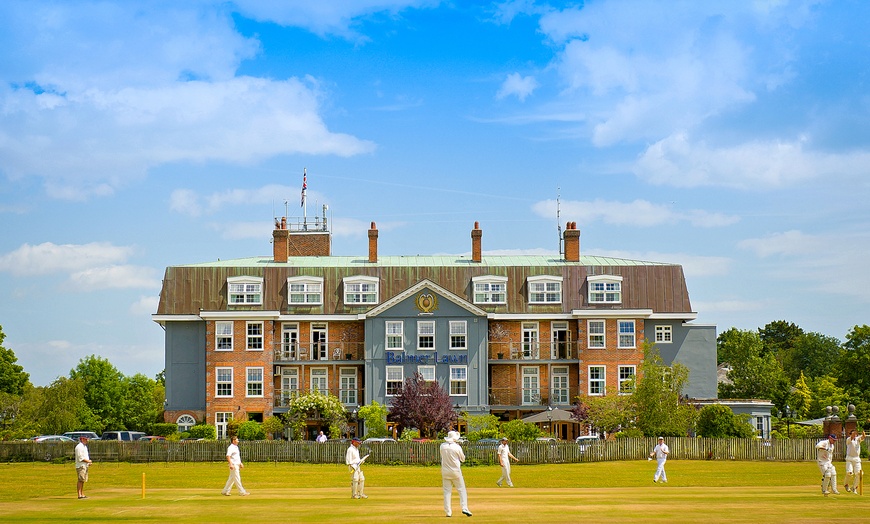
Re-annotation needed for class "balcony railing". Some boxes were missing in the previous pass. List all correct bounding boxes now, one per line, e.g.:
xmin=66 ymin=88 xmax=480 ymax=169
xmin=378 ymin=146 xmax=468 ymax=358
xmin=273 ymin=387 xmax=365 ymax=408
xmin=489 ymin=341 xmax=578 ymax=360
xmin=488 ymin=386 xmax=581 ymax=407
xmin=274 ymin=342 xmax=365 ymax=362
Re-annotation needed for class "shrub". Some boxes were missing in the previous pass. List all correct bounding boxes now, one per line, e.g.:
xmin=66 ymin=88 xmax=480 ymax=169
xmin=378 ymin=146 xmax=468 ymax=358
xmin=187 ymin=424 xmax=217 ymax=440
xmin=151 ymin=423 xmax=178 ymax=437
xmin=237 ymin=421 xmax=265 ymax=441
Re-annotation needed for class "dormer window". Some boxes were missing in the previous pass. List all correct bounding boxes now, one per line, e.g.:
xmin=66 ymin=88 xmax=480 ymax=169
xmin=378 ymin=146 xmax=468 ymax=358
xmin=472 ymin=275 xmax=507 ymax=304
xmin=527 ymin=275 xmax=562 ymax=304
xmin=344 ymin=276 xmax=379 ymax=304
xmin=228 ymin=276 xmax=263 ymax=305
xmin=588 ymin=275 xmax=622 ymax=304
xmin=287 ymin=276 xmax=323 ymax=305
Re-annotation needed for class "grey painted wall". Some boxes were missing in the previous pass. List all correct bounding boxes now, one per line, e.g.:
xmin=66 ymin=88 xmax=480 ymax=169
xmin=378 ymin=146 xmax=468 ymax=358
xmin=646 ymin=321 xmax=717 ymax=399
xmin=364 ymin=287 xmax=488 ymax=413
xmin=165 ymin=321 xmax=206 ymax=411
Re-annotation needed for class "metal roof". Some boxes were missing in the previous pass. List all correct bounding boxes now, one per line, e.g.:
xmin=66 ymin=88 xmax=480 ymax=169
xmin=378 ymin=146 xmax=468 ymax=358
xmin=178 ymin=254 xmax=675 ymax=269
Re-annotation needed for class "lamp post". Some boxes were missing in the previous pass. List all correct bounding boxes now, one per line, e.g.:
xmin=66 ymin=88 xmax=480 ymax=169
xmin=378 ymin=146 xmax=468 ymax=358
xmin=351 ymin=409 xmax=358 ymax=439
xmin=547 ymin=405 xmax=553 ymax=437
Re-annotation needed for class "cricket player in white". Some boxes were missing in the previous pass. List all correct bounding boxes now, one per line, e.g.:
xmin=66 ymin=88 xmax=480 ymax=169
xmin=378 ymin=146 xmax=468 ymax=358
xmin=650 ymin=436 xmax=669 ymax=483
xmin=496 ymin=436 xmax=518 ymax=487
xmin=222 ymin=436 xmax=249 ymax=496
xmin=440 ymin=431 xmax=471 ymax=517
xmin=345 ymin=438 xmax=367 ymax=499
xmin=816 ymin=434 xmax=840 ymax=496
xmin=844 ymin=430 xmax=865 ymax=494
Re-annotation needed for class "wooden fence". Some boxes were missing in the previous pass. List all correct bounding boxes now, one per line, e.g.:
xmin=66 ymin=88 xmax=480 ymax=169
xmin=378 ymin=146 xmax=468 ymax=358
xmin=0 ymin=438 xmax=829 ymax=465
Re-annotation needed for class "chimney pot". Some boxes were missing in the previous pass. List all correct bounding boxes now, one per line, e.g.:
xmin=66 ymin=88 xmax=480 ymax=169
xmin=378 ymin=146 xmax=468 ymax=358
xmin=564 ymin=222 xmax=581 ymax=261
xmin=471 ymin=221 xmax=482 ymax=262
xmin=368 ymin=222 xmax=379 ymax=263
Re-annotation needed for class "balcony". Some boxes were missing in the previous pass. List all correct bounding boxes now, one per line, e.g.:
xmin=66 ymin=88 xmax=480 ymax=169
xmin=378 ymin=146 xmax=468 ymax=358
xmin=274 ymin=342 xmax=365 ymax=362
xmin=273 ymin=387 xmax=365 ymax=408
xmin=489 ymin=341 xmax=578 ymax=361
xmin=488 ymin=386 xmax=580 ymax=407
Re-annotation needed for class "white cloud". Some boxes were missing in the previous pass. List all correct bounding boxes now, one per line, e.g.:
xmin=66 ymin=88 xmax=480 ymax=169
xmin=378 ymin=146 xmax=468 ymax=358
xmin=171 ymin=184 xmax=314 ymax=217
xmin=532 ymin=198 xmax=739 ymax=228
xmin=694 ymin=299 xmax=766 ymax=313
xmin=634 ymin=133 xmax=870 ymax=189
xmin=0 ymin=242 xmax=133 ymax=276
xmin=497 ymin=73 xmax=539 ymax=102
xmin=130 ymin=295 xmax=160 ymax=316
xmin=231 ymin=0 xmax=437 ymax=39
xmin=737 ymin=230 xmax=821 ymax=258
xmin=0 ymin=3 xmax=376 ymax=200
xmin=68 ymin=265 xmax=160 ymax=290
xmin=591 ymin=249 xmax=732 ymax=278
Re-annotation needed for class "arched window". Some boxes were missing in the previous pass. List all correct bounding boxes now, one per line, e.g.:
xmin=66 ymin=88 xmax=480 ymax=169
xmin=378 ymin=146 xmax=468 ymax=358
xmin=176 ymin=414 xmax=196 ymax=432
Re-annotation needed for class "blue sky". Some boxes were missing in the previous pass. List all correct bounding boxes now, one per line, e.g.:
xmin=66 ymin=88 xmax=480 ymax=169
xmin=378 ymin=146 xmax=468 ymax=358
xmin=2 ymin=0 xmax=868 ymax=386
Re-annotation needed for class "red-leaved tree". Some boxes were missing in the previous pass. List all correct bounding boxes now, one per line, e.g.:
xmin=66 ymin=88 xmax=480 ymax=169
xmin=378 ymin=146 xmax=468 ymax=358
xmin=389 ymin=373 xmax=456 ymax=438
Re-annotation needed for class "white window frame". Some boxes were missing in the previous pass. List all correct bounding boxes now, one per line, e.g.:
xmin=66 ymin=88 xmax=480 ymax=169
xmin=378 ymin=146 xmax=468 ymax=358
xmin=472 ymin=275 xmax=508 ymax=304
xmin=246 ymin=367 xmax=264 ymax=397
xmin=280 ymin=367 xmax=299 ymax=404
xmin=522 ymin=366 xmax=540 ymax=405
xmin=386 ymin=366 xmax=403 ymax=396
xmin=522 ymin=322 xmax=539 ymax=359
xmin=343 ymin=276 xmax=379 ymax=304
xmin=215 ymin=367 xmax=233 ymax=397
xmin=552 ymin=366 xmax=569 ymax=404
xmin=246 ymin=321 xmax=264 ymax=351
xmin=216 ymin=321 xmax=233 ymax=351
xmin=228 ymin=276 xmax=263 ymax=305
xmin=281 ymin=323 xmax=299 ymax=360
xmin=449 ymin=321 xmax=467 ymax=350
xmin=450 ymin=365 xmax=468 ymax=396
xmin=417 ymin=320 xmax=435 ymax=350
xmin=655 ymin=325 xmax=673 ymax=344
xmin=551 ymin=321 xmax=571 ymax=359
xmin=527 ymin=275 xmax=562 ymax=304
xmin=587 ymin=320 xmax=605 ymax=349
xmin=287 ymin=276 xmax=323 ymax=306
xmin=418 ymin=365 xmax=436 ymax=384
xmin=588 ymin=275 xmax=622 ymax=304
xmin=215 ymin=412 xmax=233 ymax=440
xmin=311 ymin=323 xmax=328 ymax=360
xmin=588 ymin=365 xmax=606 ymax=396
xmin=386 ymin=321 xmax=404 ymax=350
xmin=618 ymin=320 xmax=636 ymax=349
xmin=176 ymin=414 xmax=196 ymax=432
xmin=618 ymin=365 xmax=636 ymax=395
xmin=310 ymin=367 xmax=328 ymax=393
xmin=340 ymin=367 xmax=358 ymax=405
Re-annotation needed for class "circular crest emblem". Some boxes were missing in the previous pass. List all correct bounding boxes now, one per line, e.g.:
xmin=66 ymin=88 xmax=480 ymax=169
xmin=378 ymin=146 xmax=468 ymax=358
xmin=415 ymin=293 xmax=438 ymax=313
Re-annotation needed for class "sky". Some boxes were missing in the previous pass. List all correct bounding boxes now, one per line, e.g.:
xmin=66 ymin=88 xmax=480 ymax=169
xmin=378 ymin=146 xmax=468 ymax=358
xmin=1 ymin=0 xmax=869 ymax=387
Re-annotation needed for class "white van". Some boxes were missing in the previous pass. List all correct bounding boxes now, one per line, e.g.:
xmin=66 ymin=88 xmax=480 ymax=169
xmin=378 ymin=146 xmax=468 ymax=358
xmin=100 ymin=431 xmax=146 ymax=441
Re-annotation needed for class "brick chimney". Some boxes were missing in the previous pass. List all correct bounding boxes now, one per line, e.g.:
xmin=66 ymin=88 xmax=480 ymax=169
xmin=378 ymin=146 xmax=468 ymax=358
xmin=368 ymin=222 xmax=378 ymax=263
xmin=471 ymin=221 xmax=482 ymax=262
xmin=563 ymin=221 xmax=581 ymax=262
xmin=273 ymin=216 xmax=289 ymax=263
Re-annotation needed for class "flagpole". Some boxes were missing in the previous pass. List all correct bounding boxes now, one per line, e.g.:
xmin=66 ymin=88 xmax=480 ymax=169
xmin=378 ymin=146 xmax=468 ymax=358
xmin=302 ymin=167 xmax=308 ymax=228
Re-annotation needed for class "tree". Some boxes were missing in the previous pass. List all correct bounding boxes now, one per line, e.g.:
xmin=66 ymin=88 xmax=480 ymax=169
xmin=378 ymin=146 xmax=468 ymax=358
xmin=70 ymin=355 xmax=126 ymax=429
xmin=262 ymin=415 xmax=284 ymax=440
xmin=389 ymin=373 xmax=456 ymax=438
xmin=0 ymin=326 xmax=29 ymax=396
xmin=237 ymin=420 xmax=265 ymax=440
xmin=718 ymin=329 xmax=788 ymax=403
xmin=781 ymin=332 xmax=841 ymax=382
xmin=806 ymin=375 xmax=848 ymax=420
xmin=696 ymin=404 xmax=755 ymax=438
xmin=759 ymin=320 xmax=804 ymax=360
xmin=582 ymin=394 xmax=634 ymax=435
xmin=462 ymin=412 xmax=499 ymax=441
xmin=34 ymin=377 xmax=98 ymax=435
xmin=836 ymin=325 xmax=870 ymax=400
xmin=499 ymin=419 xmax=542 ymax=442
xmin=122 ymin=373 xmax=164 ymax=433
xmin=285 ymin=391 xmax=347 ymax=439
xmin=357 ymin=401 xmax=389 ymax=439
xmin=632 ymin=343 xmax=695 ymax=437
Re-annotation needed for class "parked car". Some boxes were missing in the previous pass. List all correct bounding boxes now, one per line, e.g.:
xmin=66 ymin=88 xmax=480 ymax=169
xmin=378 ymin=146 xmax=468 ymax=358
xmin=101 ymin=431 xmax=147 ymax=441
xmin=32 ymin=435 xmax=76 ymax=443
xmin=62 ymin=431 xmax=100 ymax=441
xmin=362 ymin=437 xmax=396 ymax=444
xmin=575 ymin=435 xmax=603 ymax=455
xmin=536 ymin=437 xmax=557 ymax=444
xmin=475 ymin=438 xmax=501 ymax=445
xmin=139 ymin=436 xmax=166 ymax=442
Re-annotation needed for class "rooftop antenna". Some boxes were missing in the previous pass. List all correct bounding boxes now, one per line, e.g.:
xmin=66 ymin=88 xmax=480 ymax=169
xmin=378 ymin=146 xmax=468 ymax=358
xmin=556 ymin=186 xmax=563 ymax=256
xmin=301 ymin=167 xmax=308 ymax=229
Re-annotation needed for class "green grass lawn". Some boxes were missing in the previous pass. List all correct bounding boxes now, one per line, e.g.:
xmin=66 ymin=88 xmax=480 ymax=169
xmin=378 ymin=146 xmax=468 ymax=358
xmin=1 ymin=461 xmax=868 ymax=523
